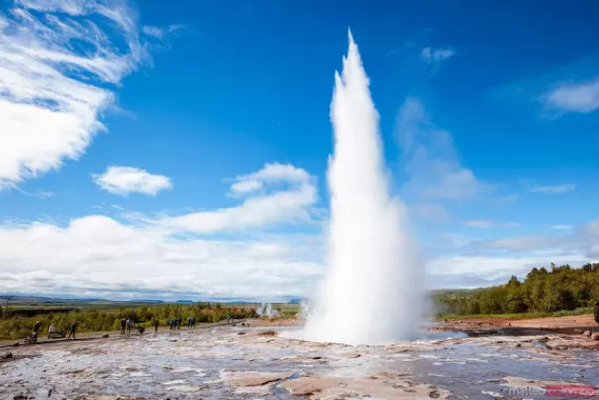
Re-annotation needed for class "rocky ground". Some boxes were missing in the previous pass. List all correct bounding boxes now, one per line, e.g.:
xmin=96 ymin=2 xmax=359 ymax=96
xmin=1 ymin=317 xmax=598 ymax=399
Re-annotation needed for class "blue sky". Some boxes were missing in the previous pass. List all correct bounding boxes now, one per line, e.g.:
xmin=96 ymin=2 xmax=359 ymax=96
xmin=1 ymin=0 xmax=599 ymax=300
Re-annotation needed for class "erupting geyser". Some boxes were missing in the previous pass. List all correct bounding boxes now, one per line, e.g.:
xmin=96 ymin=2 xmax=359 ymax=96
xmin=302 ymin=31 xmax=424 ymax=345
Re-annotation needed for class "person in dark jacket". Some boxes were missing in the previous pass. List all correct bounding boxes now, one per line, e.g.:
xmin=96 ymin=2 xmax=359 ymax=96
xmin=68 ymin=321 xmax=78 ymax=339
xmin=154 ymin=319 xmax=159 ymax=333
xmin=32 ymin=321 xmax=42 ymax=341
xmin=594 ymin=301 xmax=599 ymax=328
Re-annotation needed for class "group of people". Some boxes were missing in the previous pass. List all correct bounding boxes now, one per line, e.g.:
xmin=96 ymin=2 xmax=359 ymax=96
xmin=29 ymin=320 xmax=78 ymax=343
xmin=118 ymin=317 xmax=198 ymax=333
xmin=27 ymin=312 xmax=238 ymax=343
xmin=120 ymin=318 xmax=134 ymax=335
xmin=167 ymin=316 xmax=196 ymax=330
xmin=169 ymin=317 xmax=182 ymax=330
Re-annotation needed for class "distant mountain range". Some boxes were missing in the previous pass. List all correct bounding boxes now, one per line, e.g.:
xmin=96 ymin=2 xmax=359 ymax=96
xmin=0 ymin=295 xmax=166 ymax=306
xmin=0 ymin=295 xmax=306 ymax=306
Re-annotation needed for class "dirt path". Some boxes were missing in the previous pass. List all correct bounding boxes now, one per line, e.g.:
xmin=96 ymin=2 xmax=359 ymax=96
xmin=244 ymin=317 xmax=301 ymax=327
xmin=0 ymin=319 xmax=246 ymax=349
xmin=438 ymin=314 xmax=597 ymax=334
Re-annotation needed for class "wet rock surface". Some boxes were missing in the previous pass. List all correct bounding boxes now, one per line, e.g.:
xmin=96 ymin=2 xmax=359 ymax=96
xmin=1 ymin=324 xmax=598 ymax=399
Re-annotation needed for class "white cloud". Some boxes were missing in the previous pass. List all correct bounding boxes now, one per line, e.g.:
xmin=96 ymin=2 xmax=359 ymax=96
xmin=0 ymin=162 xmax=324 ymax=298
xmin=502 ymin=222 xmax=521 ymax=228
xmin=425 ymin=218 xmax=599 ymax=288
xmin=425 ymin=220 xmax=599 ymax=288
xmin=230 ymin=179 xmax=263 ymax=195
xmin=396 ymin=98 xmax=484 ymax=200
xmin=142 ymin=25 xmax=166 ymax=39
xmin=581 ymin=218 xmax=599 ymax=258
xmin=93 ymin=166 xmax=172 ymax=196
xmin=465 ymin=220 xmax=520 ymax=229
xmin=421 ymin=46 xmax=455 ymax=67
xmin=229 ymin=162 xmax=310 ymax=196
xmin=465 ymin=220 xmax=492 ymax=228
xmin=544 ymin=78 xmax=599 ymax=113
xmin=0 ymin=215 xmax=324 ymax=300
xmin=530 ymin=184 xmax=576 ymax=194
xmin=411 ymin=204 xmax=450 ymax=223
xmin=0 ymin=0 xmax=164 ymax=190
xmin=427 ymin=254 xmax=588 ymax=289
xmin=551 ymin=225 xmax=573 ymax=231
xmin=469 ymin=236 xmax=563 ymax=252
xmin=142 ymin=24 xmax=184 ymax=40
xmin=161 ymin=163 xmax=318 ymax=234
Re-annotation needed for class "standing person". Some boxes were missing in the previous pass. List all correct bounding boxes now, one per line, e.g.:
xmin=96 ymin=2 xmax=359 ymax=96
xmin=31 ymin=321 xmax=42 ymax=343
xmin=154 ymin=318 xmax=159 ymax=333
xmin=594 ymin=301 xmax=599 ymax=331
xmin=67 ymin=321 xmax=78 ymax=339
xmin=169 ymin=319 xmax=174 ymax=330
xmin=227 ymin=315 xmax=231 ymax=324
xmin=177 ymin=317 xmax=182 ymax=330
xmin=126 ymin=318 xmax=132 ymax=335
xmin=120 ymin=319 xmax=126 ymax=335
xmin=32 ymin=320 xmax=42 ymax=341
xmin=190 ymin=317 xmax=195 ymax=328
xmin=48 ymin=323 xmax=56 ymax=339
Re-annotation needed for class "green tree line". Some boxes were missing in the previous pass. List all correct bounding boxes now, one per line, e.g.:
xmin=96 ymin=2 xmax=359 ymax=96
xmin=0 ymin=303 xmax=256 ymax=341
xmin=434 ymin=263 xmax=599 ymax=317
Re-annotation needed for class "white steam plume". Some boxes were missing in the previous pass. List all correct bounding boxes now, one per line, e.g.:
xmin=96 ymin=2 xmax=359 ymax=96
xmin=301 ymin=31 xmax=424 ymax=345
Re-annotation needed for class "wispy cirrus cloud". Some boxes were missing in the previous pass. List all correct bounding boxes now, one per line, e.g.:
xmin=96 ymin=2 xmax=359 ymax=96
xmin=468 ymin=235 xmax=563 ymax=253
xmin=465 ymin=220 xmax=492 ymax=229
xmin=93 ymin=166 xmax=172 ymax=196
xmin=427 ymin=217 xmax=599 ymax=288
xmin=427 ymin=254 xmax=589 ymax=289
xmin=465 ymin=220 xmax=520 ymax=229
xmin=530 ymin=183 xmax=576 ymax=194
xmin=421 ymin=46 xmax=454 ymax=66
xmin=142 ymin=24 xmax=185 ymax=41
xmin=0 ymin=0 xmax=170 ymax=190
xmin=396 ymin=97 xmax=484 ymax=201
xmin=551 ymin=225 xmax=573 ymax=231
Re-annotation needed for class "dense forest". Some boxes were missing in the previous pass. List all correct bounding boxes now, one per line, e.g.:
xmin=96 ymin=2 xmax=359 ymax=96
xmin=434 ymin=263 xmax=599 ymax=317
xmin=0 ymin=303 xmax=257 ymax=340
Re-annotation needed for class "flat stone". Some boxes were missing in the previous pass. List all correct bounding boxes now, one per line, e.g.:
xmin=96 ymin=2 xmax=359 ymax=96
xmin=280 ymin=374 xmax=451 ymax=399
xmin=222 ymin=371 xmax=294 ymax=387
xmin=504 ymin=376 xmax=579 ymax=388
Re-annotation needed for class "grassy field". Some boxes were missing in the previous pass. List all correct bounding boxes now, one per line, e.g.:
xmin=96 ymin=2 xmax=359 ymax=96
xmin=0 ymin=300 xmax=301 ymax=341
